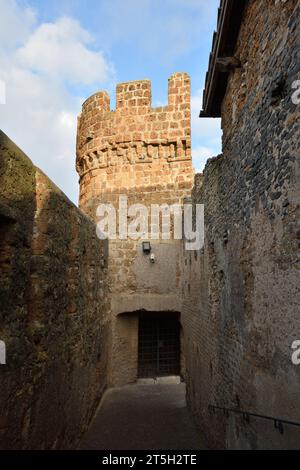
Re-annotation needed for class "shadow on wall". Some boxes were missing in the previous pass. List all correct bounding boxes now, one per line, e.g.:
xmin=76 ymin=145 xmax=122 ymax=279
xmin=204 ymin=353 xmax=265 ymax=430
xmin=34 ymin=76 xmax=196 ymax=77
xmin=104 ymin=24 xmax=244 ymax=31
xmin=0 ymin=130 xmax=110 ymax=450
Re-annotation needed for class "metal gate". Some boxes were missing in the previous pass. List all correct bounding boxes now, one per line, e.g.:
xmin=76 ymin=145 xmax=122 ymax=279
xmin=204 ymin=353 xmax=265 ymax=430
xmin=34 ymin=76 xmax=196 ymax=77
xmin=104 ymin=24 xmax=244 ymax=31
xmin=138 ymin=315 xmax=180 ymax=378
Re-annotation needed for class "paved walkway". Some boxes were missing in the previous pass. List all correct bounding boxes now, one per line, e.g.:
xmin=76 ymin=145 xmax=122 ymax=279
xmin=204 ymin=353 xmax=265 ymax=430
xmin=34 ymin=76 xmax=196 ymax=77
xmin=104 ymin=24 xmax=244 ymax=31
xmin=80 ymin=383 xmax=204 ymax=450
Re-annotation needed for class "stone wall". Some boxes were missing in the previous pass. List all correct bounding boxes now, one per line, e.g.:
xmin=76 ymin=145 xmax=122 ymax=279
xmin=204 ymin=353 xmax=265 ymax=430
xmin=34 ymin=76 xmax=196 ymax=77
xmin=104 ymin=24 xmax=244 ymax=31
xmin=0 ymin=131 xmax=110 ymax=449
xmin=182 ymin=0 xmax=300 ymax=449
xmin=76 ymin=74 xmax=194 ymax=386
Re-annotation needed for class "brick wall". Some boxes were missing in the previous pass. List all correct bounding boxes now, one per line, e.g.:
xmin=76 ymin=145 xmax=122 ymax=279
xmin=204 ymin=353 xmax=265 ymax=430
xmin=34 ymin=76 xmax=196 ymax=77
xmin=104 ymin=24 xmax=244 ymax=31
xmin=182 ymin=0 xmax=300 ymax=449
xmin=0 ymin=131 xmax=110 ymax=449
xmin=76 ymin=73 xmax=194 ymax=386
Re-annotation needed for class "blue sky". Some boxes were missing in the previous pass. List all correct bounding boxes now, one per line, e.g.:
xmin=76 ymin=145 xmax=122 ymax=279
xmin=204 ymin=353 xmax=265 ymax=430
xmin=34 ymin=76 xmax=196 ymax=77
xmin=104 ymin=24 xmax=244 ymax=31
xmin=0 ymin=0 xmax=221 ymax=203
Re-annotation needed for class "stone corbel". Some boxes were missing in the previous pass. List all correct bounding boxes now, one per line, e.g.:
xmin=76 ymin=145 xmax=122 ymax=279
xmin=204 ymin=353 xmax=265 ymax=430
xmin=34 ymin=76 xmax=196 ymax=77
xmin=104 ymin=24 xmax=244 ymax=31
xmin=215 ymin=56 xmax=241 ymax=72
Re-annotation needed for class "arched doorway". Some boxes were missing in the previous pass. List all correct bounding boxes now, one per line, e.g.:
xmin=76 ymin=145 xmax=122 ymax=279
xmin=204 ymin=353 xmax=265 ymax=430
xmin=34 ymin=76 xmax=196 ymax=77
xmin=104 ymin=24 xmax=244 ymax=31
xmin=138 ymin=312 xmax=181 ymax=378
xmin=112 ymin=310 xmax=182 ymax=386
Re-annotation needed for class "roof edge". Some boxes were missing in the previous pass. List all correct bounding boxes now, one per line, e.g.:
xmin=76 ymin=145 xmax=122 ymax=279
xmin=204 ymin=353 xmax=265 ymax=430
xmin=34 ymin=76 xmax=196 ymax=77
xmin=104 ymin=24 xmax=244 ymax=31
xmin=200 ymin=0 xmax=248 ymax=118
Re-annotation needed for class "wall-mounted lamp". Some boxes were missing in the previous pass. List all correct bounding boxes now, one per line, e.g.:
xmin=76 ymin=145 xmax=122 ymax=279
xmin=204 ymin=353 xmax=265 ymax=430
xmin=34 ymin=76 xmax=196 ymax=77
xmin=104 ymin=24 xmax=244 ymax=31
xmin=142 ymin=241 xmax=151 ymax=254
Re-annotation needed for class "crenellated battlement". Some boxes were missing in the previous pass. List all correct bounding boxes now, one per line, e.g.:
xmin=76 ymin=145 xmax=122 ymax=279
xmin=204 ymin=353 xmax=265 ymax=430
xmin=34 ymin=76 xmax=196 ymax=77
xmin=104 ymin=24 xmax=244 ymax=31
xmin=79 ymin=72 xmax=190 ymax=118
xmin=76 ymin=73 xmax=194 ymax=207
xmin=82 ymin=90 xmax=110 ymax=111
xmin=116 ymin=79 xmax=151 ymax=110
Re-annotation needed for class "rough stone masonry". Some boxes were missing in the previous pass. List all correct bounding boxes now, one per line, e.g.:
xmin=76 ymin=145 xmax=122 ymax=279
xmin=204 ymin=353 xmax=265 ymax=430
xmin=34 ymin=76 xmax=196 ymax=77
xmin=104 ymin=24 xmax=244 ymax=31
xmin=181 ymin=0 xmax=300 ymax=450
xmin=0 ymin=131 xmax=110 ymax=449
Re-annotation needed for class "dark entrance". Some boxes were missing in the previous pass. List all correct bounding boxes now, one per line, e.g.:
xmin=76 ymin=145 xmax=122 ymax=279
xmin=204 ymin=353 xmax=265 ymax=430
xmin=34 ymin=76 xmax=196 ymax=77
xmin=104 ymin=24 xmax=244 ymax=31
xmin=138 ymin=313 xmax=180 ymax=378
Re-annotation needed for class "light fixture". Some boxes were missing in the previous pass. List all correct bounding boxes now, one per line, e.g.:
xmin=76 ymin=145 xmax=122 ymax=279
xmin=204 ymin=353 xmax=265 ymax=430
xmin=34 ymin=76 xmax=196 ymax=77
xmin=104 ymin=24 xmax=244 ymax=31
xmin=142 ymin=241 xmax=151 ymax=254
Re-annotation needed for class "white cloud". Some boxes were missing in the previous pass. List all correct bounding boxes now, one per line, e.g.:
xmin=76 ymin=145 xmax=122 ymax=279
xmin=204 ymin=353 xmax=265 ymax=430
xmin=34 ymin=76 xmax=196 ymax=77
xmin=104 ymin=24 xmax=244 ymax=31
xmin=0 ymin=65 xmax=79 ymax=201
xmin=191 ymin=88 xmax=222 ymax=146
xmin=17 ymin=17 xmax=113 ymax=85
xmin=192 ymin=146 xmax=216 ymax=173
xmin=0 ymin=1 xmax=114 ymax=204
xmin=0 ymin=0 xmax=36 ymax=49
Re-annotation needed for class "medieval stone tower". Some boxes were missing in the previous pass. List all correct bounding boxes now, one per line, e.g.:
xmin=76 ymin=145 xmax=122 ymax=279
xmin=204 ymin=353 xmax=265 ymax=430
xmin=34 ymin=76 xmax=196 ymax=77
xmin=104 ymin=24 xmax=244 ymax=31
xmin=76 ymin=72 xmax=194 ymax=386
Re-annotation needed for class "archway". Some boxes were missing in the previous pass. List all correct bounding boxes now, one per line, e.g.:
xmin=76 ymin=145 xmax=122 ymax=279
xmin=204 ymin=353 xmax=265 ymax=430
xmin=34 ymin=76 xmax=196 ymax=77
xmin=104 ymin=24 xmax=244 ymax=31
xmin=112 ymin=310 xmax=182 ymax=386
xmin=138 ymin=312 xmax=180 ymax=378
